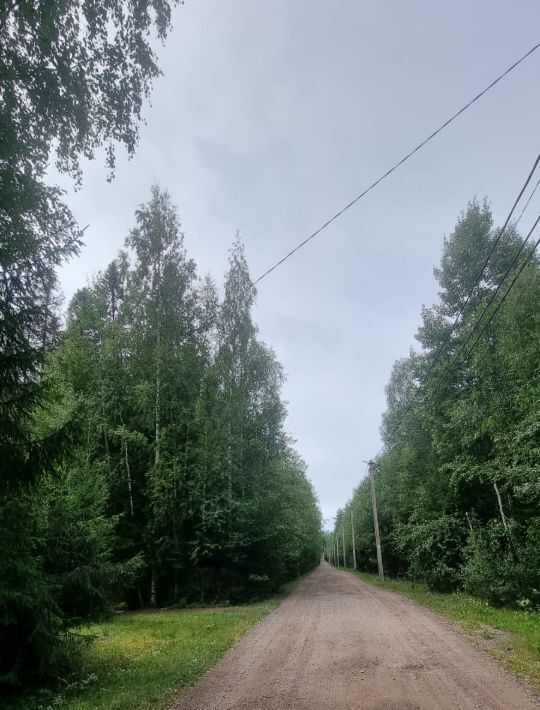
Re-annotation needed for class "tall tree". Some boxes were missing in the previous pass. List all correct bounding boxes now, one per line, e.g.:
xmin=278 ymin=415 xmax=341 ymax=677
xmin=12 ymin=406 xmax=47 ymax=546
xmin=337 ymin=201 xmax=540 ymax=605
xmin=0 ymin=1 xmax=180 ymax=684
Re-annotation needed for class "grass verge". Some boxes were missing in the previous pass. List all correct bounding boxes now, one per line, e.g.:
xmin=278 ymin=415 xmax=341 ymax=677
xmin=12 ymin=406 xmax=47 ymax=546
xmin=6 ymin=601 xmax=278 ymax=710
xmin=355 ymin=570 xmax=540 ymax=692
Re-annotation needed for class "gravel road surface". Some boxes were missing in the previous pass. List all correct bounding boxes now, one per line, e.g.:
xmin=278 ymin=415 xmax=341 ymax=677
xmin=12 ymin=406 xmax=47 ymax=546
xmin=170 ymin=562 xmax=538 ymax=710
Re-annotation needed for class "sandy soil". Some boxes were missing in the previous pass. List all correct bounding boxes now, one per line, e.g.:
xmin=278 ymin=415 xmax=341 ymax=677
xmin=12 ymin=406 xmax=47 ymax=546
xmin=170 ymin=562 xmax=539 ymax=710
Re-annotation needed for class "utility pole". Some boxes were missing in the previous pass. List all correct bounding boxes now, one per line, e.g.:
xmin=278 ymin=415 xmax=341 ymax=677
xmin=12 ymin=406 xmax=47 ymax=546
xmin=335 ymin=533 xmax=339 ymax=567
xmin=342 ymin=526 xmax=346 ymax=568
xmin=351 ymin=507 xmax=357 ymax=570
xmin=368 ymin=460 xmax=384 ymax=580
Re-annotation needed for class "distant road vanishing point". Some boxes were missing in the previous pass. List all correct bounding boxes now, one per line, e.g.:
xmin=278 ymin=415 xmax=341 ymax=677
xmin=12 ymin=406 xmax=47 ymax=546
xmin=170 ymin=562 xmax=538 ymax=710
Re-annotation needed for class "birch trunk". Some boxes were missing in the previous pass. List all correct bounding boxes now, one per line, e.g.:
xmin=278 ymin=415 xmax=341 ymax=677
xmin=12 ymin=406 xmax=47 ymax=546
xmin=154 ymin=323 xmax=161 ymax=467
xmin=150 ymin=568 xmax=157 ymax=608
xmin=124 ymin=438 xmax=134 ymax=517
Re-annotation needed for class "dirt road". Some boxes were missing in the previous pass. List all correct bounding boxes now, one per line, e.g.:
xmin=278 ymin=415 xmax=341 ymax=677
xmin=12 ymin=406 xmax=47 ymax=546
xmin=170 ymin=562 xmax=538 ymax=710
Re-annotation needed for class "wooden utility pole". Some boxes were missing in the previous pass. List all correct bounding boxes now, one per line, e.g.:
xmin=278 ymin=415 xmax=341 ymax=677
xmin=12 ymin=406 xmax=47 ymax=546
xmin=342 ymin=527 xmax=346 ymax=568
xmin=368 ymin=460 xmax=384 ymax=580
xmin=351 ymin=507 xmax=357 ymax=570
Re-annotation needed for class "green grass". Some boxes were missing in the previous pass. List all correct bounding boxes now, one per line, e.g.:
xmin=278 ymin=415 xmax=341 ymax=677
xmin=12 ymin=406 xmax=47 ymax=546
xmin=8 ymin=602 xmax=277 ymax=710
xmin=355 ymin=570 xmax=540 ymax=692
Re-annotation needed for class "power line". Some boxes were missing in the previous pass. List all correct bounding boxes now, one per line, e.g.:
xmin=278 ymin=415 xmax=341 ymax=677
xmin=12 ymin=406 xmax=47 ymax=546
xmin=348 ymin=225 xmax=540 ymax=542
xmin=515 ymin=175 xmax=540 ymax=228
xmin=459 ymin=219 xmax=540 ymax=367
xmin=416 ymin=213 xmax=540 ymax=423
xmin=377 ymin=160 xmax=540 ymax=455
xmin=355 ymin=223 xmax=540 ymax=532
xmin=399 ymin=152 xmax=540 ymax=417
xmin=443 ymin=213 xmax=540 ymax=374
xmin=249 ymin=42 xmax=540 ymax=291
xmin=487 ymin=170 xmax=540 ymax=277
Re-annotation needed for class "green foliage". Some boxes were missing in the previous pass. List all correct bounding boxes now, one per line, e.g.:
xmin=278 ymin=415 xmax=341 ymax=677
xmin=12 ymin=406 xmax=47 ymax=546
xmin=393 ymin=516 xmax=465 ymax=591
xmin=334 ymin=200 xmax=540 ymax=606
xmin=462 ymin=522 xmax=519 ymax=606
xmin=1 ymin=0 xmax=178 ymax=179
xmin=1 ymin=0 xmax=181 ymax=485
xmin=40 ymin=461 xmax=143 ymax=623
xmin=463 ymin=520 xmax=540 ymax=608
xmin=0 ymin=494 xmax=62 ymax=686
xmin=1 ymin=0 xmax=181 ymax=687
xmin=2 ymin=184 xmax=322 ymax=696
xmin=2 ymin=2 xmax=321 ymax=686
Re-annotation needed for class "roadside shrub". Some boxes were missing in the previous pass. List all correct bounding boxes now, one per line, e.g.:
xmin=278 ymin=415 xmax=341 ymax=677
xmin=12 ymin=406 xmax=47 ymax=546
xmin=462 ymin=521 xmax=518 ymax=605
xmin=519 ymin=517 xmax=540 ymax=608
xmin=463 ymin=518 xmax=540 ymax=608
xmin=393 ymin=515 xmax=465 ymax=592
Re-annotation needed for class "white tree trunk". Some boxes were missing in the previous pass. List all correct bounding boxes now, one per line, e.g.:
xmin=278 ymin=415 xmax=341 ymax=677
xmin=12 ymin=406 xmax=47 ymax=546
xmin=124 ymin=438 xmax=134 ymax=517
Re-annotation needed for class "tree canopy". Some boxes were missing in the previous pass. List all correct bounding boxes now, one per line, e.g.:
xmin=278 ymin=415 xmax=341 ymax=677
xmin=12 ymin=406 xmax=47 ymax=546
xmin=0 ymin=185 xmax=322 ymax=686
xmin=331 ymin=201 xmax=540 ymax=607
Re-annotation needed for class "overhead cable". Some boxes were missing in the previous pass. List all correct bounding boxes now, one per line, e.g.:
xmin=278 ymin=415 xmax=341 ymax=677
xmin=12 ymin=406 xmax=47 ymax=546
xmin=249 ymin=43 xmax=540 ymax=291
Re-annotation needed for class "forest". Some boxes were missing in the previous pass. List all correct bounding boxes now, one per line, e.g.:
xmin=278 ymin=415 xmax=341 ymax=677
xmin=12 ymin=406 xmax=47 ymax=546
xmin=330 ymin=200 xmax=540 ymax=608
xmin=0 ymin=0 xmax=321 ymax=689
xmin=1 ymin=181 xmax=322 ymax=685
xmin=0 ymin=187 xmax=321 ymax=688
xmin=2 ymin=0 xmax=539 ymax=702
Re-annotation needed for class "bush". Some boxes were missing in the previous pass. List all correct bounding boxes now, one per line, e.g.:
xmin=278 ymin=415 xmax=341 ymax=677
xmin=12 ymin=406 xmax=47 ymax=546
xmin=462 ymin=521 xmax=518 ymax=605
xmin=393 ymin=516 xmax=466 ymax=592
xmin=463 ymin=518 xmax=540 ymax=608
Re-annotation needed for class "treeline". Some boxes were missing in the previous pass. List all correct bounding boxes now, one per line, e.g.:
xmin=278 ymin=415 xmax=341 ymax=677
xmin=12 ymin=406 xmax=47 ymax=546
xmin=1 ymin=0 xmax=321 ymax=687
xmin=330 ymin=202 xmax=540 ymax=608
xmin=1 ymin=186 xmax=322 ymax=684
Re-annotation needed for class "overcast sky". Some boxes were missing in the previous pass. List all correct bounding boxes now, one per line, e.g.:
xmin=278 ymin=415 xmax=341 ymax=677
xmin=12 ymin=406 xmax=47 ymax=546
xmin=54 ymin=0 xmax=540 ymax=526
